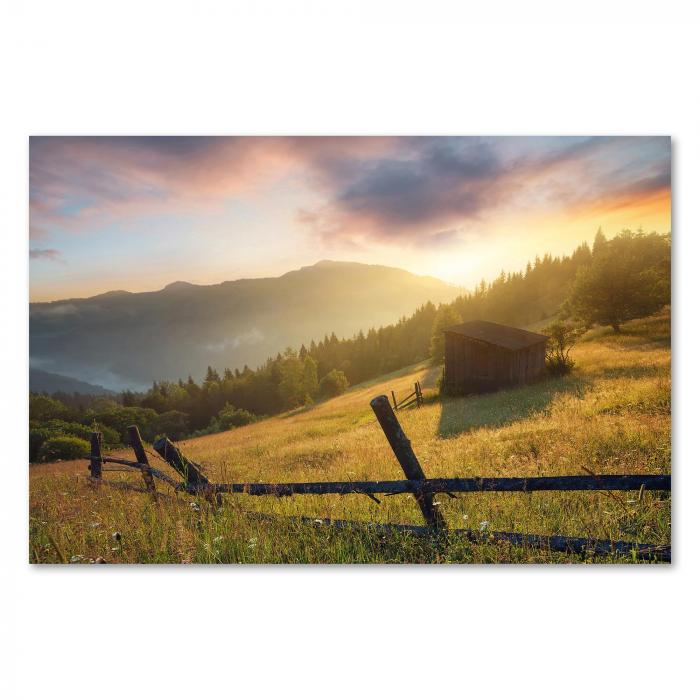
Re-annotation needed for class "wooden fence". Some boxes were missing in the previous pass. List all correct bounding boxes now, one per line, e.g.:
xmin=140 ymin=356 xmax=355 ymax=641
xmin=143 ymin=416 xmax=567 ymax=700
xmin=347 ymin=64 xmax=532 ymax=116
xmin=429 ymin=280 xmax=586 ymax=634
xmin=391 ymin=380 xmax=424 ymax=410
xmin=86 ymin=394 xmax=671 ymax=562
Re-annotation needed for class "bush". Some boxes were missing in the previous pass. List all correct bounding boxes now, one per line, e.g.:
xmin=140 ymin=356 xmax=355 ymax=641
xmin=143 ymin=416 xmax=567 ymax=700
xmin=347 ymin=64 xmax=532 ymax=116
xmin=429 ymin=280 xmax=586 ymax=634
xmin=29 ymin=427 xmax=56 ymax=462
xmin=544 ymin=321 xmax=580 ymax=376
xmin=545 ymin=354 xmax=576 ymax=377
xmin=38 ymin=436 xmax=90 ymax=462
xmin=29 ymin=420 xmax=120 ymax=461
xmin=318 ymin=369 xmax=349 ymax=398
xmin=151 ymin=410 xmax=190 ymax=440
xmin=29 ymin=394 xmax=71 ymax=422
xmin=216 ymin=403 xmax=256 ymax=430
xmin=43 ymin=419 xmax=93 ymax=440
xmin=83 ymin=405 xmax=159 ymax=442
xmin=42 ymin=419 xmax=120 ymax=446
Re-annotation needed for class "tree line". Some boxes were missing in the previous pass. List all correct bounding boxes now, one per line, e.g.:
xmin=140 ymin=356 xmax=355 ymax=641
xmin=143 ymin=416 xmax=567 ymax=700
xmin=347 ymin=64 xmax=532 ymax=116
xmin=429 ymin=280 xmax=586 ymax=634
xmin=29 ymin=228 xmax=670 ymax=460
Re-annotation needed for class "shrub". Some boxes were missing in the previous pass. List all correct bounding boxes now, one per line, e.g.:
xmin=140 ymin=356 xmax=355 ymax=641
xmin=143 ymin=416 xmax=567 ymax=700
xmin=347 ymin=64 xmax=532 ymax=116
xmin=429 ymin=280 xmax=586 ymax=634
xmin=318 ymin=369 xmax=349 ymax=398
xmin=29 ymin=420 xmax=120 ymax=461
xmin=83 ymin=405 xmax=159 ymax=442
xmin=544 ymin=321 xmax=581 ymax=376
xmin=29 ymin=394 xmax=71 ymax=422
xmin=216 ymin=403 xmax=256 ymax=430
xmin=38 ymin=436 xmax=90 ymax=462
xmin=151 ymin=410 xmax=190 ymax=440
xmin=44 ymin=419 xmax=93 ymax=440
xmin=42 ymin=419 xmax=120 ymax=446
xmin=29 ymin=427 xmax=56 ymax=462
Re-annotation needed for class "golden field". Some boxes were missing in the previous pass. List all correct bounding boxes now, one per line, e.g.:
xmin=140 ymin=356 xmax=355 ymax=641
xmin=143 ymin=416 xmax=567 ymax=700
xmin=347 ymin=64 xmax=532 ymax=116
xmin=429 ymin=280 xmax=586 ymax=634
xmin=29 ymin=310 xmax=671 ymax=564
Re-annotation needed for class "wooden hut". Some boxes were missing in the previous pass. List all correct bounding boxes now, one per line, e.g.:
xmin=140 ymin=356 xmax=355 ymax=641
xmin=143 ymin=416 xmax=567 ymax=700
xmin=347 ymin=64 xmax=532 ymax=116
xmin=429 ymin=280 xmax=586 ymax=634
xmin=442 ymin=320 xmax=548 ymax=394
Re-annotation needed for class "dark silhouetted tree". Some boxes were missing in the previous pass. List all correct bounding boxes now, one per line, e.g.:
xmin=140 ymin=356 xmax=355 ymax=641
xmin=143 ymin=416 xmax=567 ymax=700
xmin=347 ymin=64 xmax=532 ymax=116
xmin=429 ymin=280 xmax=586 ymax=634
xmin=429 ymin=305 xmax=462 ymax=364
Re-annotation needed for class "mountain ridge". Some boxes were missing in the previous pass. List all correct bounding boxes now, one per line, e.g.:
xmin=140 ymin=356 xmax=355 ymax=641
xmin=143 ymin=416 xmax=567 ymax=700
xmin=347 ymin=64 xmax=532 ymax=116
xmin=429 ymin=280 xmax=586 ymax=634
xmin=30 ymin=260 xmax=459 ymax=391
xmin=31 ymin=260 xmax=453 ymax=306
xmin=29 ymin=369 xmax=115 ymax=396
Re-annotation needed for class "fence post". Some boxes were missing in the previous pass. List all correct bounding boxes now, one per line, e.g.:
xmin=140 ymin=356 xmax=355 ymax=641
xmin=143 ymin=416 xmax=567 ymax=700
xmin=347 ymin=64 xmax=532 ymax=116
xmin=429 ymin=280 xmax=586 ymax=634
xmin=153 ymin=436 xmax=222 ymax=506
xmin=127 ymin=425 xmax=157 ymax=499
xmin=370 ymin=395 xmax=446 ymax=529
xmin=414 ymin=381 xmax=422 ymax=407
xmin=89 ymin=431 xmax=103 ymax=480
xmin=391 ymin=390 xmax=398 ymax=410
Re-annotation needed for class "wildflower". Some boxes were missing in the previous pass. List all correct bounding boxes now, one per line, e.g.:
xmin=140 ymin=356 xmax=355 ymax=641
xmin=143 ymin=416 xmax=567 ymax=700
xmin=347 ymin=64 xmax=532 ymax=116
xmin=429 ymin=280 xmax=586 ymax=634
xmin=213 ymin=536 xmax=223 ymax=543
xmin=479 ymin=521 xmax=490 ymax=532
xmin=189 ymin=502 xmax=200 ymax=512
xmin=69 ymin=555 xmax=84 ymax=563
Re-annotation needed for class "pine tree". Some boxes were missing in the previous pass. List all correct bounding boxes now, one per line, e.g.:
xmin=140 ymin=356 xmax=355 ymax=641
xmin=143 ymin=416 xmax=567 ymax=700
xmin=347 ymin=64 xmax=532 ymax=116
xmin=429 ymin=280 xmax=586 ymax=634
xmin=429 ymin=305 xmax=463 ymax=364
xmin=593 ymin=227 xmax=607 ymax=255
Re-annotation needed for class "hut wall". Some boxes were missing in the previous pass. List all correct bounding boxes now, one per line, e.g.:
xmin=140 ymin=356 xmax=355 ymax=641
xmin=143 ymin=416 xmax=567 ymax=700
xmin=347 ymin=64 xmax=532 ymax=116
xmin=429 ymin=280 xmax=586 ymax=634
xmin=513 ymin=342 xmax=546 ymax=383
xmin=444 ymin=334 xmax=546 ymax=394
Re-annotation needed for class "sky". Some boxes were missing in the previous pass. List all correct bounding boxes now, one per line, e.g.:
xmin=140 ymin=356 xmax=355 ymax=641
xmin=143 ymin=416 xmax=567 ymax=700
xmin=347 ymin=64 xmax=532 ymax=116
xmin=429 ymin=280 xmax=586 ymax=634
xmin=29 ymin=136 xmax=671 ymax=301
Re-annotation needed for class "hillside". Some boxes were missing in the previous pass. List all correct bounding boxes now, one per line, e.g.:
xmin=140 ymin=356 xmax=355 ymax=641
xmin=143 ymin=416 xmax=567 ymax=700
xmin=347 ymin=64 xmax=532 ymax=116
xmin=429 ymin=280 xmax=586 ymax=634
xmin=29 ymin=369 xmax=115 ymax=396
xmin=29 ymin=309 xmax=671 ymax=563
xmin=29 ymin=261 xmax=458 ymax=390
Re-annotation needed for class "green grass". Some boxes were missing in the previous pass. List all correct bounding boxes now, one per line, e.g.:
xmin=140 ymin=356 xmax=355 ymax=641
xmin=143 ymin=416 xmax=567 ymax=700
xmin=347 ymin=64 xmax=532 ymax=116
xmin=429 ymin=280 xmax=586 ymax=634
xmin=29 ymin=309 xmax=671 ymax=564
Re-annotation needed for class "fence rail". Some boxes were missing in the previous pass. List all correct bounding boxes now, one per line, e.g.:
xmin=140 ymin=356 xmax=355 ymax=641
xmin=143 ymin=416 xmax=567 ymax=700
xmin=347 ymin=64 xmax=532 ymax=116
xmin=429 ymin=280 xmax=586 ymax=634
xmin=89 ymin=457 xmax=670 ymax=496
xmin=85 ymin=393 xmax=671 ymax=562
xmin=391 ymin=380 xmax=424 ymax=410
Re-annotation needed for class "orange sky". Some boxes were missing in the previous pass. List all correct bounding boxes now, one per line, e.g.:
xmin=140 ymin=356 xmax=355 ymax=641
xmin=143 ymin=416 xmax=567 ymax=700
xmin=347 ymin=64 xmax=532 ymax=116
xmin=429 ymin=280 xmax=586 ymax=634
xmin=29 ymin=136 xmax=671 ymax=301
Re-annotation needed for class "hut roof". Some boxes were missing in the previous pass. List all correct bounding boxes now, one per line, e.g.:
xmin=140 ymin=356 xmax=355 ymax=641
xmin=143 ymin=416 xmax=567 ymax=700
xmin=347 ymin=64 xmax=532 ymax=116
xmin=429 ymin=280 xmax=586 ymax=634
xmin=443 ymin=320 xmax=548 ymax=351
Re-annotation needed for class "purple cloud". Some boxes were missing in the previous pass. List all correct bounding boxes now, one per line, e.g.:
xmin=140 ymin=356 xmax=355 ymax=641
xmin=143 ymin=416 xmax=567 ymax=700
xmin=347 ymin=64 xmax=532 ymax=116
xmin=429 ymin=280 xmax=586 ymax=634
xmin=30 ymin=248 xmax=64 ymax=263
xmin=29 ymin=136 xmax=671 ymax=249
xmin=299 ymin=136 xmax=671 ymax=247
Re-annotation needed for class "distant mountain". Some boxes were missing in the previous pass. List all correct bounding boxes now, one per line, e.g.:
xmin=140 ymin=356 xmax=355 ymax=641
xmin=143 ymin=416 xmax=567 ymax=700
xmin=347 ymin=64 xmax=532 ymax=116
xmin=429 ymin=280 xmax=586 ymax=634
xmin=30 ymin=261 xmax=459 ymax=390
xmin=29 ymin=369 xmax=115 ymax=396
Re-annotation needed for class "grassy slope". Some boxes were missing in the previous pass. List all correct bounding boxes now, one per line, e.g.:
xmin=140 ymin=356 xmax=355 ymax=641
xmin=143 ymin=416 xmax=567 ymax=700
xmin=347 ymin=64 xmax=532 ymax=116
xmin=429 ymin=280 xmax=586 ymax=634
xmin=29 ymin=310 xmax=671 ymax=564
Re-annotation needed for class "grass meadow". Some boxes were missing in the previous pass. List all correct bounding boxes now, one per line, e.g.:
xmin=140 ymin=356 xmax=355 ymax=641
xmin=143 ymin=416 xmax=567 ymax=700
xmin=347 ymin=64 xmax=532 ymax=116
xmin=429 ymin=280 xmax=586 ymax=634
xmin=29 ymin=310 xmax=671 ymax=564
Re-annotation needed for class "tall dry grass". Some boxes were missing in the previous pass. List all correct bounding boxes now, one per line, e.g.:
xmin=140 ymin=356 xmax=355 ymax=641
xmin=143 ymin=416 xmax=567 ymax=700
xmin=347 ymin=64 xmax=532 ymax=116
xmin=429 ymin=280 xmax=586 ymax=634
xmin=29 ymin=310 xmax=671 ymax=563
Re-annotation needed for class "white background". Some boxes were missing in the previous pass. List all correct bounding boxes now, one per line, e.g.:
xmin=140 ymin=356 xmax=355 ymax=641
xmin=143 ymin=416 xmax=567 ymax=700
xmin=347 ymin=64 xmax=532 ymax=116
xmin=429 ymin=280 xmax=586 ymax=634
xmin=1 ymin=2 xmax=698 ymax=698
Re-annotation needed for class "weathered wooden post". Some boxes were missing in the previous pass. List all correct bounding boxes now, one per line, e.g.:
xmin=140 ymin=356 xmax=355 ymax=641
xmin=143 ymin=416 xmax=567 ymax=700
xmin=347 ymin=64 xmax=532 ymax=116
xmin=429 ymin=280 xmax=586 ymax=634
xmin=391 ymin=390 xmax=398 ymax=410
xmin=127 ymin=425 xmax=157 ymax=499
xmin=414 ymin=381 xmax=422 ymax=407
xmin=153 ymin=436 xmax=222 ymax=506
xmin=89 ymin=431 xmax=103 ymax=480
xmin=370 ymin=395 xmax=446 ymax=529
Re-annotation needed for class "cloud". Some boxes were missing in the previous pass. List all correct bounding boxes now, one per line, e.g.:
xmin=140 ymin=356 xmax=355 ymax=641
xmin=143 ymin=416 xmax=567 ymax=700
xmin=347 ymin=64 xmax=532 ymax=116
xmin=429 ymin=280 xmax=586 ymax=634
xmin=323 ymin=138 xmax=501 ymax=230
xmin=29 ymin=248 xmax=64 ymax=263
xmin=28 ymin=136 xmax=395 ymax=239
xmin=298 ymin=136 xmax=671 ymax=247
xmin=29 ymin=136 xmax=671 ymax=249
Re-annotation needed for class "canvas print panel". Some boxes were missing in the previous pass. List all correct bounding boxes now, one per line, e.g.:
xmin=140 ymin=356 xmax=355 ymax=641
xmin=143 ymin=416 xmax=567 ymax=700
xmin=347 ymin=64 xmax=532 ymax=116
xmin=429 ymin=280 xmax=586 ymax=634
xmin=28 ymin=136 xmax=671 ymax=564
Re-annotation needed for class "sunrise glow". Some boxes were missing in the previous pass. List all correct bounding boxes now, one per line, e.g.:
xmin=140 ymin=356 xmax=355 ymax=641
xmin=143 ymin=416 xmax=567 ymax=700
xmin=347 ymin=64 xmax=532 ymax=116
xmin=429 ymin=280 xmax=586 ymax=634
xmin=29 ymin=136 xmax=671 ymax=300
